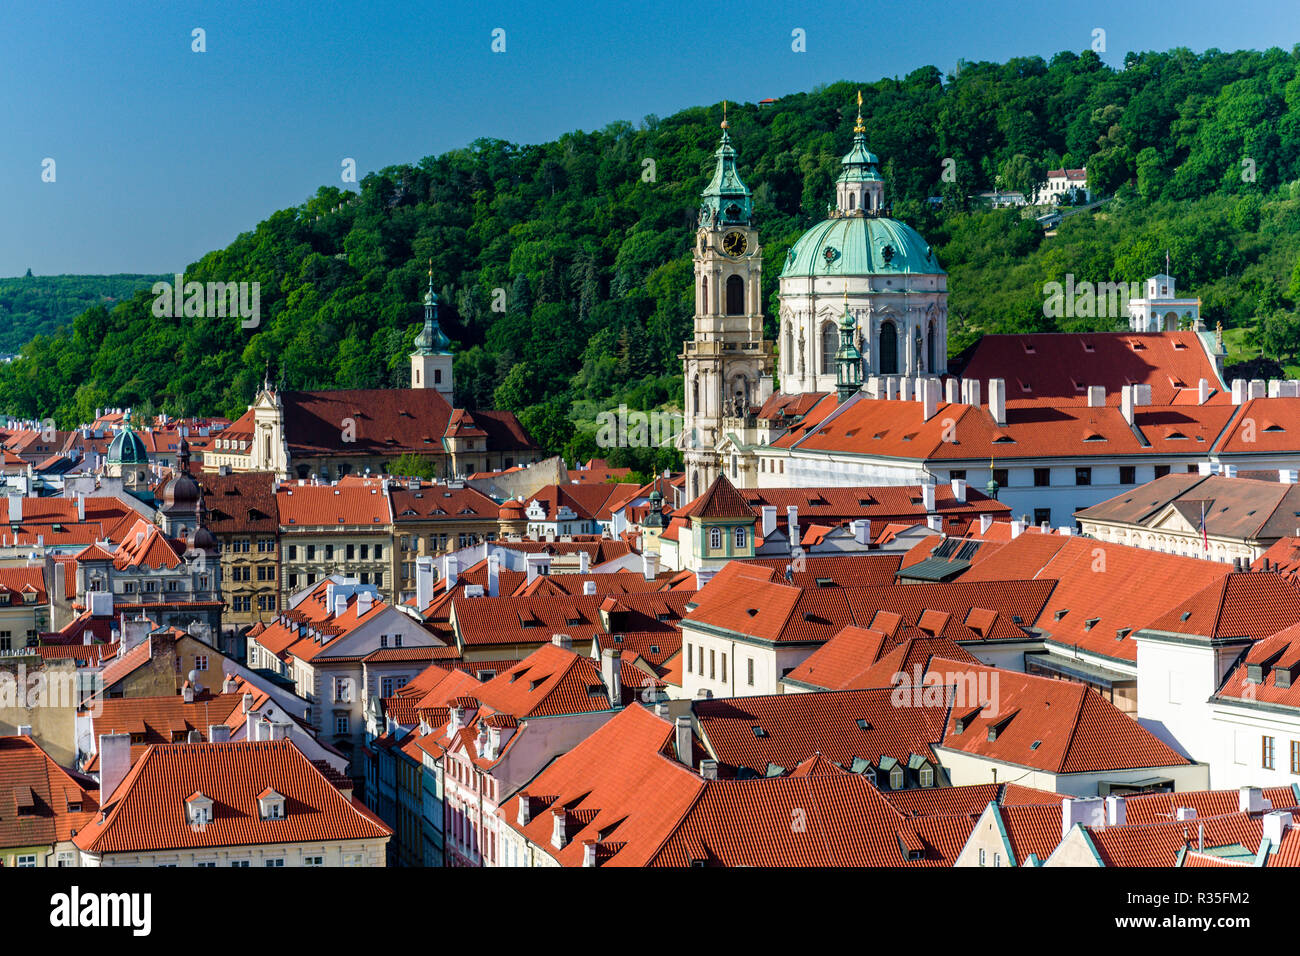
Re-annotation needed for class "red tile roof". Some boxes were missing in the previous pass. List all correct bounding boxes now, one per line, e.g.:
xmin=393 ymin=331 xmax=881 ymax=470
xmin=277 ymin=483 xmax=391 ymax=527
xmin=74 ymin=739 xmax=390 ymax=854
xmin=0 ymin=735 xmax=99 ymax=847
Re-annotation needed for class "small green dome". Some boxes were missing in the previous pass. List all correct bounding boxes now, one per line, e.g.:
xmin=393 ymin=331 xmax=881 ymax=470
xmin=107 ymin=426 xmax=149 ymax=465
xmin=780 ymin=216 xmax=944 ymax=279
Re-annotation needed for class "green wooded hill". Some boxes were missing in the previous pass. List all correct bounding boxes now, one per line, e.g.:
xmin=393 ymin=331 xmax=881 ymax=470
xmin=0 ymin=274 xmax=164 ymax=352
xmin=7 ymin=46 xmax=1300 ymax=470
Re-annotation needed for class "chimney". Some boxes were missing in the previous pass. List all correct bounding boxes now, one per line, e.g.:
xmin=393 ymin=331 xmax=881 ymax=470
xmin=1231 ymin=379 xmax=1247 ymax=404
xmin=16 ymin=725 xmax=31 ymax=736
xmin=1010 ymin=519 xmax=1026 ymax=539
xmin=98 ymin=733 xmax=132 ymax=802
xmin=1198 ymin=378 xmax=1211 ymax=404
xmin=699 ymin=759 xmax=718 ymax=781
xmin=525 ymin=553 xmax=548 ymax=584
xmin=1240 ymin=787 xmax=1268 ymax=813
xmin=786 ymin=506 xmax=800 ymax=549
xmin=551 ymin=633 xmax=572 ymax=650
xmin=1087 ymin=386 xmax=1104 ymax=408
xmin=988 ymin=378 xmax=1006 ymax=427
xmin=926 ymin=515 xmax=942 ymax=531
xmin=76 ymin=494 xmax=85 ymax=521
xmin=1105 ymin=795 xmax=1126 ymax=826
xmin=415 ymin=556 xmax=434 ymax=609
xmin=356 ymin=591 xmax=373 ymax=616
xmin=6 ymin=494 xmax=20 ymax=522
xmin=1120 ymin=385 xmax=1136 ymax=426
xmin=1175 ymin=806 xmax=1196 ymax=821
xmin=979 ymin=514 xmax=993 ymax=535
xmin=517 ymin=790 xmax=530 ymax=826
xmin=674 ymin=716 xmax=692 ymax=766
xmin=582 ymin=840 xmax=598 ymax=867
xmin=898 ymin=377 xmax=912 ymax=402
xmin=182 ymin=680 xmax=195 ymax=703
xmin=951 ymin=477 xmax=967 ymax=503
xmin=551 ymin=809 xmax=569 ymax=850
xmin=920 ymin=482 xmax=936 ymax=512
xmin=1250 ymin=379 xmax=1267 ymax=400
xmin=223 ymin=674 xmax=237 ymax=694
xmin=333 ymin=591 xmax=348 ymax=618
xmin=761 ymin=505 xmax=777 ymax=538
xmin=444 ymin=555 xmax=460 ymax=591
xmin=578 ymin=551 xmax=589 ymax=574
xmin=641 ymin=551 xmax=659 ymax=581
xmin=945 ymin=378 xmax=960 ymax=404
xmin=242 ymin=692 xmax=254 ymax=714
xmin=694 ymin=568 xmax=716 ymax=590
xmin=1264 ymin=810 xmax=1293 ymax=846
xmin=920 ymin=378 xmax=938 ymax=423
xmin=1133 ymin=384 xmax=1152 ymax=407
xmin=487 ymin=554 xmax=501 ymax=597
xmin=601 ymin=647 xmax=622 ymax=705
xmin=964 ymin=379 xmax=981 ymax=407
xmin=853 ymin=519 xmax=870 ymax=545
xmin=1223 ymin=463 xmax=1238 ymax=479
xmin=1197 ymin=461 xmax=1213 ymax=475
xmin=1282 ymin=470 xmax=1298 ymax=485
xmin=583 ymin=580 xmax=597 ymax=596
xmin=208 ymin=724 xmax=231 ymax=743
xmin=1060 ymin=796 xmax=1106 ymax=838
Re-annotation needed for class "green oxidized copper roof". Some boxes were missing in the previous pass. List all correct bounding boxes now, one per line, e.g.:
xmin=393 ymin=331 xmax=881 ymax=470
xmin=781 ymin=216 xmax=944 ymax=278
xmin=414 ymin=273 xmax=451 ymax=354
xmin=107 ymin=422 xmax=149 ymax=465
xmin=837 ymin=131 xmax=882 ymax=184
xmin=699 ymin=127 xmax=752 ymax=225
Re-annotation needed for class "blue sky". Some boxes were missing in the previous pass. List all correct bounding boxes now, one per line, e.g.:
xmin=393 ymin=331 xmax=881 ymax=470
xmin=3 ymin=0 xmax=1296 ymax=275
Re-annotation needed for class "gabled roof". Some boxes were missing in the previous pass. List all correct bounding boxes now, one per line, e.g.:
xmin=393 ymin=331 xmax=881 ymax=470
xmin=474 ymin=643 xmax=614 ymax=719
xmin=0 ymin=735 xmax=99 ymax=848
xmin=931 ymin=658 xmax=1190 ymax=774
xmin=693 ymin=688 xmax=950 ymax=778
xmin=784 ymin=627 xmax=980 ymax=691
xmin=74 ymin=739 xmax=390 ymax=854
xmin=680 ymin=474 xmax=756 ymax=521
xmin=1141 ymin=572 xmax=1300 ymax=641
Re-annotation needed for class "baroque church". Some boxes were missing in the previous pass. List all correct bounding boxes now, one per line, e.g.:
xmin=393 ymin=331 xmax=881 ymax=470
xmin=681 ymin=95 xmax=949 ymax=499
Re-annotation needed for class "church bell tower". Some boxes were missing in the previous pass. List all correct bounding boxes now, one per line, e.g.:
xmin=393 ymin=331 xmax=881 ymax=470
xmin=680 ymin=106 xmax=774 ymax=501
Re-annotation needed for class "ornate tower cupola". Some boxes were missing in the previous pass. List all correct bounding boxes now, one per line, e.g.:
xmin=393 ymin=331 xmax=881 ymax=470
xmin=699 ymin=105 xmax=753 ymax=228
xmin=834 ymin=289 xmax=863 ymax=402
xmin=411 ymin=259 xmax=454 ymax=400
xmin=835 ymin=92 xmax=886 ymax=216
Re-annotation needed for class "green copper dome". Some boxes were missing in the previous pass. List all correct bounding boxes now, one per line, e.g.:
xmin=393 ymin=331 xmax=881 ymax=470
xmin=781 ymin=216 xmax=944 ymax=278
xmin=107 ymin=424 xmax=149 ymax=465
xmin=414 ymin=270 xmax=451 ymax=354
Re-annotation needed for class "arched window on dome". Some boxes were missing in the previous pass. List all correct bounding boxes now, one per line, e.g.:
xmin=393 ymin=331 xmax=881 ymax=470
xmin=847 ymin=193 xmax=856 ymax=211
xmin=725 ymin=275 xmax=745 ymax=315
xmin=820 ymin=322 xmax=837 ymax=375
xmin=878 ymin=321 xmax=898 ymax=375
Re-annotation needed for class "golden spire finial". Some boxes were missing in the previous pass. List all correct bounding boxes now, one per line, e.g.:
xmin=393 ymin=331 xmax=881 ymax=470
xmin=721 ymin=99 xmax=729 ymax=130
xmin=854 ymin=90 xmax=866 ymax=134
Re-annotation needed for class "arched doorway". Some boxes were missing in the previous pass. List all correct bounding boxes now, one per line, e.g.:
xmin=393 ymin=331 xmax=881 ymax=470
xmin=878 ymin=321 xmax=898 ymax=375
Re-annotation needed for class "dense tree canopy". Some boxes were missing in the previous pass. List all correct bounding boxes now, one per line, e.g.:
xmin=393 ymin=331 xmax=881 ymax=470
xmin=6 ymin=46 xmax=1300 ymax=466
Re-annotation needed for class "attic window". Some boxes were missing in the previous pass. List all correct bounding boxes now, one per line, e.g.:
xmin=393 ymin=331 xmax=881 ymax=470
xmin=1116 ymin=627 xmax=1132 ymax=641
xmin=815 ymin=578 xmax=835 ymax=588
xmin=1082 ymin=341 xmax=1095 ymax=353
xmin=1030 ymin=740 xmax=1042 ymax=750
xmin=992 ymin=436 xmax=1016 ymax=444
xmin=1084 ymin=617 xmax=1100 ymax=631
xmin=529 ymin=679 xmax=545 ymax=691
xmin=587 ymin=685 xmax=605 ymax=697
xmin=1131 ymin=341 xmax=1147 ymax=351
xmin=1264 ymin=424 xmax=1285 ymax=433
xmin=1023 ymin=343 xmax=1036 ymax=354
xmin=856 ymin=719 xmax=872 ymax=731
xmin=1173 ymin=341 xmax=1187 ymax=350
xmin=650 ymin=644 xmax=660 ymax=655
xmin=752 ymin=725 xmax=768 ymax=738
xmin=1054 ymin=609 xmax=1069 ymax=621
xmin=1180 ymin=611 xmax=1192 ymax=622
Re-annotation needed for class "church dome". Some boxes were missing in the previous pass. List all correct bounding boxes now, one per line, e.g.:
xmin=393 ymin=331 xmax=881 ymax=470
xmin=162 ymin=471 xmax=200 ymax=508
xmin=780 ymin=216 xmax=943 ymax=279
xmin=107 ymin=426 xmax=149 ymax=465
xmin=499 ymin=499 xmax=526 ymax=521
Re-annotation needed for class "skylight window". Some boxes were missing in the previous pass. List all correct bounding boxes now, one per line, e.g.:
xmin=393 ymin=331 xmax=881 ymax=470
xmin=752 ymin=725 xmax=768 ymax=738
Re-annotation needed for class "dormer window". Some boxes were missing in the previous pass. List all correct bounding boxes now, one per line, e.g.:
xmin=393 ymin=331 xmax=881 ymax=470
xmin=258 ymin=787 xmax=286 ymax=820
xmin=890 ymin=767 xmax=904 ymax=790
xmin=186 ymin=792 xmax=213 ymax=827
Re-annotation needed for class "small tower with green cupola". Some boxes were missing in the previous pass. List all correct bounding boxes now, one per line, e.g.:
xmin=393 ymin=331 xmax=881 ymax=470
xmin=411 ymin=260 xmax=454 ymax=401
xmin=835 ymin=290 xmax=863 ymax=402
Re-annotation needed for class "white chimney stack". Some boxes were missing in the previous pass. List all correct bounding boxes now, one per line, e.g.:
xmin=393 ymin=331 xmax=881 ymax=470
xmin=674 ymin=716 xmax=692 ymax=766
xmin=1198 ymin=378 xmax=1211 ymax=404
xmin=551 ymin=633 xmax=572 ymax=649
xmin=761 ymin=505 xmax=777 ymax=538
xmin=951 ymin=477 xmax=967 ymax=503
xmin=98 ymin=733 xmax=132 ymax=802
xmin=1197 ymin=461 xmax=1213 ymax=475
xmin=945 ymin=378 xmax=960 ymax=404
xmin=333 ymin=592 xmax=348 ymax=618
xmin=853 ymin=519 xmax=870 ymax=545
xmin=487 ymin=553 xmax=501 ymax=597
xmin=578 ymin=551 xmax=589 ymax=574
xmin=1264 ymin=810 xmax=1293 ymax=846
xmin=641 ymin=551 xmax=659 ymax=581
xmin=76 ymin=494 xmax=86 ymax=521
xmin=1250 ymin=379 xmax=1267 ymax=400
xmin=921 ymin=378 xmax=939 ymax=423
xmin=583 ymin=580 xmax=597 ymax=596
xmin=1087 ymin=386 xmax=1105 ymax=408
xmin=415 ymin=556 xmax=434 ymax=609
xmin=921 ymin=482 xmax=936 ymax=512
xmin=787 ymin=506 xmax=799 ymax=548
xmin=1282 ymin=469 xmax=1298 ymax=485
xmin=979 ymin=514 xmax=993 ymax=535
xmin=356 ymin=591 xmax=373 ymax=616
xmin=1121 ymin=385 xmax=1136 ymax=426
xmin=988 ymin=379 xmax=1006 ymax=427
xmin=443 ymin=554 xmax=459 ymax=591
xmin=1231 ymin=379 xmax=1248 ymax=404
xmin=601 ymin=647 xmax=622 ymax=706
xmin=7 ymin=495 xmax=20 ymax=522
xmin=1010 ymin=519 xmax=1026 ymax=539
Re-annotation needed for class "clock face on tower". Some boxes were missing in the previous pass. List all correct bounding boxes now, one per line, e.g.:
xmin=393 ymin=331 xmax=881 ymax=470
xmin=722 ymin=231 xmax=748 ymax=257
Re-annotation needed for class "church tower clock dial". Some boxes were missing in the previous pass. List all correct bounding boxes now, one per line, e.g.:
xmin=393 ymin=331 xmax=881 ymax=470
xmin=723 ymin=231 xmax=748 ymax=257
